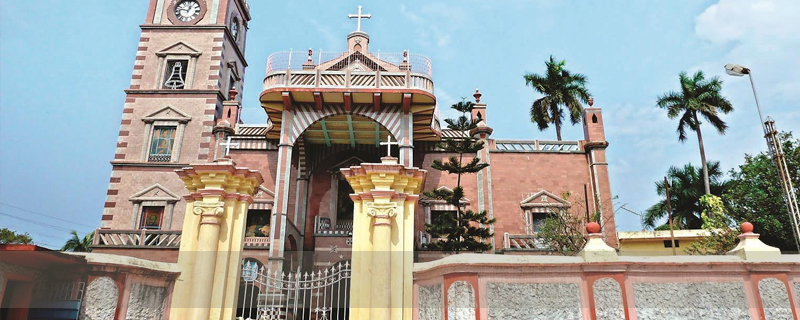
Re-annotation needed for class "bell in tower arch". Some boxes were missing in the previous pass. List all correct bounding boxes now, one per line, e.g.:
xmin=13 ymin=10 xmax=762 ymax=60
xmin=164 ymin=61 xmax=186 ymax=89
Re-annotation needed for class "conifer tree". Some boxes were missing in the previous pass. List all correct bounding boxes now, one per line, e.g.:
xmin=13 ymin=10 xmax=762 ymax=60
xmin=423 ymin=100 xmax=495 ymax=252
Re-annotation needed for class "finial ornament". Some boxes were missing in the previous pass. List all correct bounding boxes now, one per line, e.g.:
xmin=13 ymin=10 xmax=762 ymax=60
xmin=348 ymin=6 xmax=372 ymax=32
xmin=473 ymin=88 xmax=482 ymax=103
xmin=588 ymin=97 xmax=594 ymax=107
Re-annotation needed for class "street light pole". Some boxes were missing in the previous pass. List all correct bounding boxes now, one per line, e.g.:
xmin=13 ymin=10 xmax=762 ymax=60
xmin=725 ymin=64 xmax=800 ymax=252
xmin=746 ymin=72 xmax=767 ymax=133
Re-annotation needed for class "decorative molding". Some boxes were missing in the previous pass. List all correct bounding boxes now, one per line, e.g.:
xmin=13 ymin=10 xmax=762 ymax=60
xmin=142 ymin=106 xmax=192 ymax=123
xmin=156 ymin=41 xmax=202 ymax=57
xmin=129 ymin=183 xmax=181 ymax=202
xmin=520 ymin=190 xmax=571 ymax=208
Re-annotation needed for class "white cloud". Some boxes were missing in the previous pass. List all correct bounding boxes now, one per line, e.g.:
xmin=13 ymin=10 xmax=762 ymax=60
xmin=694 ymin=0 xmax=800 ymax=101
xmin=399 ymin=3 xmax=463 ymax=51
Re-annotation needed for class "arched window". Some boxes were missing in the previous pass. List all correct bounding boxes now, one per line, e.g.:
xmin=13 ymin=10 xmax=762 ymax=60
xmin=230 ymin=17 xmax=240 ymax=41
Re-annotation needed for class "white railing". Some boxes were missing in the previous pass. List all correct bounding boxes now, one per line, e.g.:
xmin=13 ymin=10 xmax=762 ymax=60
xmin=314 ymin=217 xmax=353 ymax=236
xmin=494 ymin=140 xmax=581 ymax=153
xmin=266 ymin=50 xmax=432 ymax=77
xmin=263 ymin=70 xmax=433 ymax=93
xmin=503 ymin=233 xmax=547 ymax=250
xmin=243 ymin=237 xmax=271 ymax=248
xmin=93 ymin=229 xmax=181 ymax=248
xmin=238 ymin=261 xmax=351 ymax=320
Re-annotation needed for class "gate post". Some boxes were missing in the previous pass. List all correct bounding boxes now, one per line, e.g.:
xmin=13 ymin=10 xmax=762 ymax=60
xmin=341 ymin=156 xmax=426 ymax=320
xmin=168 ymin=158 xmax=263 ymax=320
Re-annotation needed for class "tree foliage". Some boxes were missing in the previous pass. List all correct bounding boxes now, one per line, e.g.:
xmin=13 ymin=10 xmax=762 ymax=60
xmin=523 ymin=55 xmax=591 ymax=141
xmin=535 ymin=192 xmax=612 ymax=256
xmin=423 ymin=101 xmax=495 ymax=252
xmin=61 ymin=230 xmax=94 ymax=252
xmin=685 ymin=195 xmax=739 ymax=255
xmin=644 ymin=162 xmax=729 ymax=229
xmin=725 ymin=132 xmax=800 ymax=252
xmin=0 ymin=228 xmax=33 ymax=245
xmin=656 ymin=71 xmax=733 ymax=194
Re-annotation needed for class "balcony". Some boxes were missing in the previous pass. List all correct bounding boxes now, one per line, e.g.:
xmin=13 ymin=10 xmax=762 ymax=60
xmin=262 ymin=50 xmax=432 ymax=93
xmin=314 ymin=217 xmax=353 ymax=236
xmin=243 ymin=236 xmax=270 ymax=249
xmin=93 ymin=229 xmax=182 ymax=248
xmin=503 ymin=233 xmax=548 ymax=251
xmin=259 ymin=50 xmax=440 ymax=142
xmin=92 ymin=229 xmax=270 ymax=249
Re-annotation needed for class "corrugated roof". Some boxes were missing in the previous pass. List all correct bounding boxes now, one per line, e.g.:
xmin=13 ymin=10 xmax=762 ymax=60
xmin=440 ymin=129 xmax=468 ymax=138
xmin=236 ymin=125 xmax=270 ymax=136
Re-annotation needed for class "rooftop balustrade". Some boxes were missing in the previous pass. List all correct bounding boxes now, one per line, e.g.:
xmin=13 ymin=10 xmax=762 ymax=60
xmin=263 ymin=50 xmax=434 ymax=94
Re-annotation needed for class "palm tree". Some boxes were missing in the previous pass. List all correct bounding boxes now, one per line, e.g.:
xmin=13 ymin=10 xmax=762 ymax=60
xmin=656 ymin=71 xmax=733 ymax=194
xmin=524 ymin=55 xmax=591 ymax=141
xmin=61 ymin=230 xmax=93 ymax=252
xmin=644 ymin=162 xmax=729 ymax=229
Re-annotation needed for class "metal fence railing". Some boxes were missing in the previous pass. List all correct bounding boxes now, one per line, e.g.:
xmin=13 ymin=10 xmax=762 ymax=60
xmin=265 ymin=50 xmax=432 ymax=77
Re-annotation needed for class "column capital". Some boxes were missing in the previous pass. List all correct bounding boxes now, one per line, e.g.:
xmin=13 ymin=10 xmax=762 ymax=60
xmin=193 ymin=201 xmax=225 ymax=225
xmin=367 ymin=202 xmax=398 ymax=226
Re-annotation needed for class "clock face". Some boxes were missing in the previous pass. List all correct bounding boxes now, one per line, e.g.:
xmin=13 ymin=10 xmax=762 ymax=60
xmin=174 ymin=0 xmax=201 ymax=22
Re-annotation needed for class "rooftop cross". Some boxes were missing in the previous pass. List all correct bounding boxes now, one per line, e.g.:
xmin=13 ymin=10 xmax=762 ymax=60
xmin=220 ymin=136 xmax=240 ymax=156
xmin=379 ymin=135 xmax=398 ymax=157
xmin=348 ymin=5 xmax=371 ymax=32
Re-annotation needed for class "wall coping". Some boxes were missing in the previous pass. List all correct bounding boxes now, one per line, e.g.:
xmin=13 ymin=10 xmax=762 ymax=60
xmin=414 ymin=253 xmax=800 ymax=274
xmin=66 ymin=252 xmax=180 ymax=274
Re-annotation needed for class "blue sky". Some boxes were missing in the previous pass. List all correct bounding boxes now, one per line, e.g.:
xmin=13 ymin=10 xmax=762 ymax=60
xmin=1 ymin=0 xmax=798 ymax=249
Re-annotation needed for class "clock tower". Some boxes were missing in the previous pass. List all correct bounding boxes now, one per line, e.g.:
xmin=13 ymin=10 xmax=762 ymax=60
xmin=100 ymin=0 xmax=251 ymax=230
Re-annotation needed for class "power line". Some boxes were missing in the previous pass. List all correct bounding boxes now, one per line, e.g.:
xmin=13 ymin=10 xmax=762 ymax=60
xmin=0 ymin=211 xmax=90 ymax=234
xmin=0 ymin=202 xmax=97 ymax=229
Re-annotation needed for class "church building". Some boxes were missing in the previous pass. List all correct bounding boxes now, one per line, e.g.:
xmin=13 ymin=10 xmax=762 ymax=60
xmin=92 ymin=0 xmax=618 ymax=273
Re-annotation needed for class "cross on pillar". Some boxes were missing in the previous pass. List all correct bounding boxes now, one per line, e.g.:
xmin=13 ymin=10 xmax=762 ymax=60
xmin=379 ymin=135 xmax=398 ymax=157
xmin=348 ymin=6 xmax=371 ymax=32
xmin=219 ymin=136 xmax=240 ymax=156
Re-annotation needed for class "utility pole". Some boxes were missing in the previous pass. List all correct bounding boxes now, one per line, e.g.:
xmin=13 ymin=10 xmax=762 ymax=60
xmin=664 ymin=177 xmax=677 ymax=255
xmin=764 ymin=118 xmax=800 ymax=252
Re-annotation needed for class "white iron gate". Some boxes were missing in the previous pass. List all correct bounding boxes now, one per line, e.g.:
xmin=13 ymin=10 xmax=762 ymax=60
xmin=238 ymin=261 xmax=351 ymax=320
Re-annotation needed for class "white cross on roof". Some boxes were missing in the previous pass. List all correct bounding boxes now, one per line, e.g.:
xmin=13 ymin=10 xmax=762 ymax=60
xmin=348 ymin=6 xmax=371 ymax=32
xmin=219 ymin=136 xmax=240 ymax=156
xmin=379 ymin=135 xmax=398 ymax=157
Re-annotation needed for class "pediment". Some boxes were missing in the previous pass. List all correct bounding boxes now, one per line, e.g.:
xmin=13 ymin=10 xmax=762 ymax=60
xmin=330 ymin=156 xmax=368 ymax=171
xmin=520 ymin=190 xmax=570 ymax=208
xmin=156 ymin=42 xmax=202 ymax=57
xmin=129 ymin=184 xmax=180 ymax=202
xmin=253 ymin=186 xmax=275 ymax=202
xmin=325 ymin=51 xmax=387 ymax=72
xmin=143 ymin=106 xmax=192 ymax=123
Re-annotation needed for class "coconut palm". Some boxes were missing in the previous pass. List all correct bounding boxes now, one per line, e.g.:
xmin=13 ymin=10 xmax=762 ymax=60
xmin=644 ymin=162 xmax=729 ymax=229
xmin=61 ymin=230 xmax=93 ymax=252
xmin=523 ymin=55 xmax=592 ymax=141
xmin=656 ymin=71 xmax=733 ymax=194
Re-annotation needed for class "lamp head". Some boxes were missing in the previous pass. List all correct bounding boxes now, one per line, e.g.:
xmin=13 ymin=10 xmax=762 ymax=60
xmin=724 ymin=64 xmax=750 ymax=77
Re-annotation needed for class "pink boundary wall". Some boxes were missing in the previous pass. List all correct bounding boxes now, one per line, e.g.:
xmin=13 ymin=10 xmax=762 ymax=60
xmin=412 ymin=254 xmax=800 ymax=320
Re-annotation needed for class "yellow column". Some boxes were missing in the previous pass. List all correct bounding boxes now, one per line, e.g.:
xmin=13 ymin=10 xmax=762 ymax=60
xmin=168 ymin=158 xmax=263 ymax=320
xmin=190 ymin=201 xmax=224 ymax=320
xmin=342 ymin=157 xmax=426 ymax=320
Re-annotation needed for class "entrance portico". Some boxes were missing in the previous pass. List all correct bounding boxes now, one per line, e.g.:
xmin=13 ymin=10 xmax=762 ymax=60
xmin=258 ymin=25 xmax=440 ymax=271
